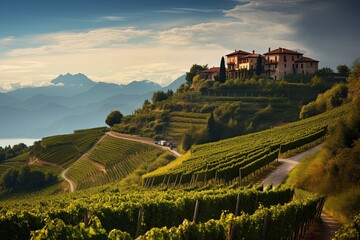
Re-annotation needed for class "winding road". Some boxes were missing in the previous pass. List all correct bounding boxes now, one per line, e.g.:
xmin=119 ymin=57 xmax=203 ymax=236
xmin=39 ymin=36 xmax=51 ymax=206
xmin=60 ymin=134 xmax=106 ymax=192
xmin=60 ymin=131 xmax=181 ymax=192
xmin=61 ymin=168 xmax=76 ymax=192
xmin=261 ymin=143 xmax=341 ymax=239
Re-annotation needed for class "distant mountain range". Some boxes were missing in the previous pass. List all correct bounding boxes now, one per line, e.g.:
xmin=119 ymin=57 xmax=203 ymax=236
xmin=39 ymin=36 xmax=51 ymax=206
xmin=0 ymin=73 xmax=185 ymax=138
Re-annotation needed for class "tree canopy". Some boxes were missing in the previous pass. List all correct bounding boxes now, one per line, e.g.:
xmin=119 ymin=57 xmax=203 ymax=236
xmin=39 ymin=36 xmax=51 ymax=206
xmin=105 ymin=110 xmax=123 ymax=127
xmin=185 ymin=64 xmax=208 ymax=85
xmin=337 ymin=64 xmax=350 ymax=76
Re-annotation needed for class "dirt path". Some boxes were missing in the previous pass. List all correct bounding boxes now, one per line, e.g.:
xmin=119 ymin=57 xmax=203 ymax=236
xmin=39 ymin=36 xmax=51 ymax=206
xmin=301 ymin=213 xmax=341 ymax=240
xmin=60 ymin=134 xmax=106 ymax=192
xmin=61 ymin=168 xmax=76 ymax=192
xmin=261 ymin=144 xmax=341 ymax=239
xmin=106 ymin=131 xmax=182 ymax=157
xmin=262 ymin=144 xmax=323 ymax=188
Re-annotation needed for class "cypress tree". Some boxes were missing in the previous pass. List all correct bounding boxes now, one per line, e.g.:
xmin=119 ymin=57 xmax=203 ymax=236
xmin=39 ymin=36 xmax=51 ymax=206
xmin=219 ymin=56 xmax=226 ymax=83
xmin=256 ymin=55 xmax=262 ymax=76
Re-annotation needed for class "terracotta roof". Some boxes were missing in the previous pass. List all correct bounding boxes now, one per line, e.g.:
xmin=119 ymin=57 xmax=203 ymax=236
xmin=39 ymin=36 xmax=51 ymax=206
xmin=264 ymin=47 xmax=303 ymax=55
xmin=240 ymin=53 xmax=262 ymax=58
xmin=199 ymin=67 xmax=220 ymax=74
xmin=226 ymin=50 xmax=251 ymax=56
xmin=295 ymin=57 xmax=319 ymax=63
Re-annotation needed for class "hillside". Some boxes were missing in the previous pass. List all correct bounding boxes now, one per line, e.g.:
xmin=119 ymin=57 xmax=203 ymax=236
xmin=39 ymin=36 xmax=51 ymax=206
xmin=29 ymin=127 xmax=106 ymax=168
xmin=112 ymin=76 xmax=342 ymax=150
xmin=65 ymin=135 xmax=165 ymax=190
xmin=143 ymin=103 xmax=350 ymax=185
xmin=0 ymin=99 xmax=352 ymax=239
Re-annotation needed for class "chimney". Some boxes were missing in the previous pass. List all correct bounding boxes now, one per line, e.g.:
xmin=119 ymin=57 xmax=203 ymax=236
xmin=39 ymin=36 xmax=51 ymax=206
xmin=268 ymin=47 xmax=271 ymax=52
xmin=252 ymin=50 xmax=255 ymax=54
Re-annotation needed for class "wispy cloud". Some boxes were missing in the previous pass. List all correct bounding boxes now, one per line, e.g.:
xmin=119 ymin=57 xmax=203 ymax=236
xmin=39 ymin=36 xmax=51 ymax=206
xmin=157 ymin=8 xmax=221 ymax=14
xmin=6 ymin=28 xmax=152 ymax=57
xmin=101 ymin=16 xmax=126 ymax=21
xmin=0 ymin=37 xmax=14 ymax=46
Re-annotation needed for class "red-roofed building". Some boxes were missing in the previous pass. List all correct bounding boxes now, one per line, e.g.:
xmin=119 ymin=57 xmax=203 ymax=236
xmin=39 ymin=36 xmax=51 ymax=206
xmin=226 ymin=50 xmax=264 ymax=78
xmin=264 ymin=47 xmax=319 ymax=80
xmin=198 ymin=67 xmax=220 ymax=81
xmin=226 ymin=49 xmax=251 ymax=78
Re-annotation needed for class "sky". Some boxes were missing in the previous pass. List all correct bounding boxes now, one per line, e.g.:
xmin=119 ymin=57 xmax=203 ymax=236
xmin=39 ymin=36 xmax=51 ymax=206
xmin=0 ymin=0 xmax=359 ymax=91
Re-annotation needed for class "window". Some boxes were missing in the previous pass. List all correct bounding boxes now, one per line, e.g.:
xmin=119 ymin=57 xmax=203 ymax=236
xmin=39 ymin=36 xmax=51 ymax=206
xmin=284 ymin=56 xmax=287 ymax=62
xmin=284 ymin=64 xmax=287 ymax=68
xmin=270 ymin=59 xmax=273 ymax=63
xmin=296 ymin=64 xmax=298 ymax=68
xmin=275 ymin=56 xmax=277 ymax=62
xmin=275 ymin=64 xmax=277 ymax=69
xmin=310 ymin=62 xmax=313 ymax=66
xmin=292 ymin=56 xmax=294 ymax=61
xmin=301 ymin=63 xmax=303 ymax=69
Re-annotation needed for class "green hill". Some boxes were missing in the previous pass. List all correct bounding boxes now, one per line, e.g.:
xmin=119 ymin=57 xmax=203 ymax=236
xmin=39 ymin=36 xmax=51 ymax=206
xmin=29 ymin=127 xmax=106 ymax=167
xmin=65 ymin=135 xmax=165 ymax=190
xmin=144 ymin=103 xmax=350 ymax=185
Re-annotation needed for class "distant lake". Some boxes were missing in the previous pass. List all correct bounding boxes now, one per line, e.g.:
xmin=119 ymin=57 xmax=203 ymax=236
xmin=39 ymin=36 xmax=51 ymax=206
xmin=0 ymin=138 xmax=39 ymax=148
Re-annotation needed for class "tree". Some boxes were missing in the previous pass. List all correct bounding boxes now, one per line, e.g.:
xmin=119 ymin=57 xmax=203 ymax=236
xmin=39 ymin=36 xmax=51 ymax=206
xmin=348 ymin=59 xmax=360 ymax=98
xmin=207 ymin=112 xmax=219 ymax=141
xmin=337 ymin=64 xmax=350 ymax=76
xmin=185 ymin=64 xmax=208 ymax=85
xmin=256 ymin=55 xmax=263 ymax=76
xmin=105 ymin=110 xmax=123 ymax=127
xmin=219 ymin=57 xmax=226 ymax=83
xmin=317 ymin=67 xmax=334 ymax=75
xmin=152 ymin=91 xmax=168 ymax=103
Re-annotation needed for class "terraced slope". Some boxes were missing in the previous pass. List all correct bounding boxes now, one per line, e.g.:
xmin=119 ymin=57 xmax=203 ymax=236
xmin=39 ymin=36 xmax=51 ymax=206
xmin=164 ymin=111 xmax=209 ymax=141
xmin=29 ymin=127 xmax=106 ymax=167
xmin=144 ymin=104 xmax=350 ymax=185
xmin=66 ymin=135 xmax=164 ymax=190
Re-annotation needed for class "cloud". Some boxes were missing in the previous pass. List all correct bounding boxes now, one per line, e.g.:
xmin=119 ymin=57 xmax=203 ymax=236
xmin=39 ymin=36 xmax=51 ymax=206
xmin=157 ymin=8 xmax=220 ymax=14
xmin=0 ymin=37 xmax=14 ymax=46
xmin=7 ymin=27 xmax=152 ymax=57
xmin=101 ymin=16 xmax=126 ymax=21
xmin=226 ymin=0 xmax=360 ymax=67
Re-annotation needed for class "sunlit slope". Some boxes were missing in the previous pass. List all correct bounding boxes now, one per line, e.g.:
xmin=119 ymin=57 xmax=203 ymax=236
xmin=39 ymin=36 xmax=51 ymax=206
xmin=29 ymin=127 xmax=106 ymax=167
xmin=66 ymin=135 xmax=165 ymax=190
xmin=144 ymin=104 xmax=350 ymax=185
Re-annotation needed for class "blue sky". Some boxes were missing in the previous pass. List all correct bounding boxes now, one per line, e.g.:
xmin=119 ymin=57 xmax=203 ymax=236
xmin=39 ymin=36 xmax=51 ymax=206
xmin=0 ymin=0 xmax=359 ymax=91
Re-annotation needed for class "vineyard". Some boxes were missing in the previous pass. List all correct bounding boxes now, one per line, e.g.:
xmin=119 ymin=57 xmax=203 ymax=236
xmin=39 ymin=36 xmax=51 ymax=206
xmin=144 ymin=104 xmax=350 ymax=186
xmin=65 ymin=135 xmax=164 ymax=190
xmin=0 ymin=182 xmax=325 ymax=239
xmin=164 ymin=111 xmax=209 ymax=141
xmin=29 ymin=127 xmax=106 ymax=167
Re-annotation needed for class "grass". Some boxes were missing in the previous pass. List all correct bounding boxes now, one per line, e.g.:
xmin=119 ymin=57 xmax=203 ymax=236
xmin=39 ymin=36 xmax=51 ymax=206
xmin=284 ymin=150 xmax=321 ymax=187
xmin=143 ymin=151 xmax=190 ymax=178
xmin=285 ymin=139 xmax=360 ymax=224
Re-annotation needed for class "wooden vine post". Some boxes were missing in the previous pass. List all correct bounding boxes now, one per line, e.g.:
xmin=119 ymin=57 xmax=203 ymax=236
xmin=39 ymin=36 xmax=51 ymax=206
xmin=135 ymin=205 xmax=144 ymax=238
xmin=193 ymin=200 xmax=200 ymax=223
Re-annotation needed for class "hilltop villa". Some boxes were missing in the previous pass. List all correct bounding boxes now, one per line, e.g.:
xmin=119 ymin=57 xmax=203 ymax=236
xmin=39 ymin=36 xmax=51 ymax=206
xmin=206 ymin=47 xmax=319 ymax=81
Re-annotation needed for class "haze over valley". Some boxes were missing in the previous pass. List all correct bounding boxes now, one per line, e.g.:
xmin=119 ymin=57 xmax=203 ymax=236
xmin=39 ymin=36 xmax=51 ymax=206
xmin=0 ymin=73 xmax=185 ymax=138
